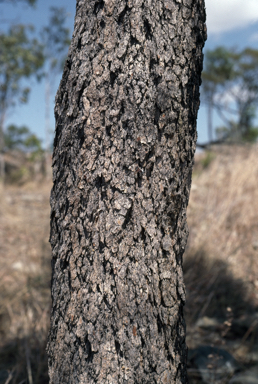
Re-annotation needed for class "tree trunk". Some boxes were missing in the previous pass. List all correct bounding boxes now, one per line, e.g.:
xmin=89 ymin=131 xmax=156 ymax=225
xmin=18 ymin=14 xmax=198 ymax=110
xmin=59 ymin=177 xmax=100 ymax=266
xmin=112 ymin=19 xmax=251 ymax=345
xmin=0 ymin=111 xmax=5 ymax=183
xmin=207 ymin=100 xmax=213 ymax=143
xmin=44 ymin=71 xmax=52 ymax=180
xmin=48 ymin=1 xmax=206 ymax=383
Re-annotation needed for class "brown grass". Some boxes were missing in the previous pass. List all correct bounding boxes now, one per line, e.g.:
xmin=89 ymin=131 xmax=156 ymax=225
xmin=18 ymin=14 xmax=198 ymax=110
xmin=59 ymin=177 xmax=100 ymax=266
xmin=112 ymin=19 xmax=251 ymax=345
xmin=0 ymin=181 xmax=52 ymax=384
xmin=0 ymin=144 xmax=257 ymax=383
xmin=184 ymin=144 xmax=258 ymax=356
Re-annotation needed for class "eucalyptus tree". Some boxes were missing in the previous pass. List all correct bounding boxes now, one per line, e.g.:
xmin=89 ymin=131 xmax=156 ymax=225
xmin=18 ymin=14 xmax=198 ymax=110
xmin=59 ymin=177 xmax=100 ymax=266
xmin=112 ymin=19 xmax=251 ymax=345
xmin=230 ymin=48 xmax=258 ymax=141
xmin=41 ymin=7 xmax=71 ymax=176
xmin=48 ymin=0 xmax=206 ymax=383
xmin=202 ymin=46 xmax=258 ymax=142
xmin=0 ymin=24 xmax=44 ymax=180
xmin=4 ymin=124 xmax=42 ymax=153
xmin=201 ymin=47 xmax=234 ymax=142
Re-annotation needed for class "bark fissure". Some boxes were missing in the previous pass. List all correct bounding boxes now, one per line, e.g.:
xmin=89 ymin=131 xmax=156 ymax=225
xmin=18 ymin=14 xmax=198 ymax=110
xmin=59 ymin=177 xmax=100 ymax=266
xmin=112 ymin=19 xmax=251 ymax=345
xmin=94 ymin=0 xmax=105 ymax=15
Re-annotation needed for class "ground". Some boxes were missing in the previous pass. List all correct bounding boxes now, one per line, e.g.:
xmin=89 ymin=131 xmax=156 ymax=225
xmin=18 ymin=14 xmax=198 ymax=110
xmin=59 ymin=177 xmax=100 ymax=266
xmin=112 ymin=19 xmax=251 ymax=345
xmin=0 ymin=144 xmax=257 ymax=383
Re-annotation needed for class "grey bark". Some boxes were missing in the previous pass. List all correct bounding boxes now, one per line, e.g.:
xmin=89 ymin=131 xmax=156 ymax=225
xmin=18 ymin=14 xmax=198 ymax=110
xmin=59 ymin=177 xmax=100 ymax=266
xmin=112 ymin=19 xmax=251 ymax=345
xmin=48 ymin=1 xmax=206 ymax=383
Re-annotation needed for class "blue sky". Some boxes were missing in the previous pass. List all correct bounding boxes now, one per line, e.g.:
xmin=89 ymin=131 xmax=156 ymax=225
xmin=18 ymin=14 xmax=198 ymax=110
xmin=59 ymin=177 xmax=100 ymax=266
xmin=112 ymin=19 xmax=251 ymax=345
xmin=2 ymin=0 xmax=258 ymax=146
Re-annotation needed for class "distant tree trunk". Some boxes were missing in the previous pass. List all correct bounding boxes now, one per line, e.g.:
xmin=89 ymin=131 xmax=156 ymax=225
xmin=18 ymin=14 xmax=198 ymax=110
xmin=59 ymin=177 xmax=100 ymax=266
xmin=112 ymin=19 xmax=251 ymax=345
xmin=207 ymin=100 xmax=213 ymax=143
xmin=0 ymin=112 xmax=5 ymax=183
xmin=48 ymin=1 xmax=206 ymax=383
xmin=44 ymin=72 xmax=52 ymax=180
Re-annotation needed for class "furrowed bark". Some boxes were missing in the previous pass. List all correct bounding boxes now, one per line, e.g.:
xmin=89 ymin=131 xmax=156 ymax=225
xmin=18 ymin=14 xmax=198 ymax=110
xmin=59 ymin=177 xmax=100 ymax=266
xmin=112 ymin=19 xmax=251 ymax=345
xmin=48 ymin=0 xmax=206 ymax=383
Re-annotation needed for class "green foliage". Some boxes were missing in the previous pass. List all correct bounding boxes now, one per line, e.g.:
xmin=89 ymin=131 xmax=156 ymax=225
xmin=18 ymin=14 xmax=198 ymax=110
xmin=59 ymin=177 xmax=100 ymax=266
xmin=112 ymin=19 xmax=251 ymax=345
xmin=0 ymin=24 xmax=44 ymax=115
xmin=0 ymin=24 xmax=44 ymax=180
xmin=8 ymin=165 xmax=30 ymax=183
xmin=4 ymin=124 xmax=42 ymax=153
xmin=202 ymin=47 xmax=235 ymax=88
xmin=238 ymin=105 xmax=258 ymax=141
xmin=202 ymin=46 xmax=258 ymax=143
xmin=201 ymin=151 xmax=215 ymax=169
xmin=0 ymin=3 xmax=71 ymax=181
xmin=245 ymin=127 xmax=258 ymax=142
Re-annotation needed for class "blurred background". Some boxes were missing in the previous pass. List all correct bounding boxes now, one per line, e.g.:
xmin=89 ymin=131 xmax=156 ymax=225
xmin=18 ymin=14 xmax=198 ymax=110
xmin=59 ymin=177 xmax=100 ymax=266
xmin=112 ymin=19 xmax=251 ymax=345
xmin=0 ymin=1 xmax=258 ymax=383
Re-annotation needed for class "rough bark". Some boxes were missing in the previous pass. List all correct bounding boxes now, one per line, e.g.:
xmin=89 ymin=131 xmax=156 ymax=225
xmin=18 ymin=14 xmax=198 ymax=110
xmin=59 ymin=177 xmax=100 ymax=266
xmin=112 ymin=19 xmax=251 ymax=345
xmin=48 ymin=0 xmax=206 ymax=383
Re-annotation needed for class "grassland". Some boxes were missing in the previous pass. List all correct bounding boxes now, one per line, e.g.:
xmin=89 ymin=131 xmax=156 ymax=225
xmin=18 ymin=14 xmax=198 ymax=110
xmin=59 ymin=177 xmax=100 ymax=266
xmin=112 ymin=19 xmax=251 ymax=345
xmin=0 ymin=144 xmax=257 ymax=383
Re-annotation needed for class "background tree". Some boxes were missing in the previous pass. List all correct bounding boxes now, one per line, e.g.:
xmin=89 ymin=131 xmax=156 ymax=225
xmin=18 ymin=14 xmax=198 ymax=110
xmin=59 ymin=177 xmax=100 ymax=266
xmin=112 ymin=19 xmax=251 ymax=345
xmin=202 ymin=46 xmax=258 ymax=143
xmin=41 ymin=7 xmax=71 ymax=155
xmin=229 ymin=48 xmax=258 ymax=141
xmin=0 ymin=24 xmax=44 ymax=180
xmin=201 ymin=47 xmax=234 ymax=142
xmin=48 ymin=0 xmax=206 ymax=383
xmin=4 ymin=124 xmax=42 ymax=153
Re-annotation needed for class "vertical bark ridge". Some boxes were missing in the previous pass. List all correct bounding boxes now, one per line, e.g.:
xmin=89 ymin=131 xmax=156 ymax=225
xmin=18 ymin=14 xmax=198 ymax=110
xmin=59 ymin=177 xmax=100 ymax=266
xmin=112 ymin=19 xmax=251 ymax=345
xmin=48 ymin=0 xmax=206 ymax=383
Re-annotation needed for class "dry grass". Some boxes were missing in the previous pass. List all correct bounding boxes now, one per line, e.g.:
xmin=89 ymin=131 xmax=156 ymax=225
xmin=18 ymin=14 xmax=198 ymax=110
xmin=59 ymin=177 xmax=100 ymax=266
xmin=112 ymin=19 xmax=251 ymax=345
xmin=0 ymin=144 xmax=257 ymax=383
xmin=0 ymin=181 xmax=52 ymax=384
xmin=189 ymin=145 xmax=258 ymax=272
xmin=184 ymin=144 xmax=258 ymax=355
